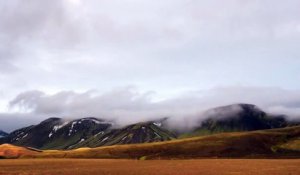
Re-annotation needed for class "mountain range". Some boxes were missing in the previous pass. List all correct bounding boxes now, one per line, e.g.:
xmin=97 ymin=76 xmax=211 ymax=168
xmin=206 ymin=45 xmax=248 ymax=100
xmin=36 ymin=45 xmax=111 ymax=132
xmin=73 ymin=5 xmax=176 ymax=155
xmin=0 ymin=103 xmax=299 ymax=150
xmin=2 ymin=125 xmax=300 ymax=159
xmin=0 ymin=117 xmax=176 ymax=150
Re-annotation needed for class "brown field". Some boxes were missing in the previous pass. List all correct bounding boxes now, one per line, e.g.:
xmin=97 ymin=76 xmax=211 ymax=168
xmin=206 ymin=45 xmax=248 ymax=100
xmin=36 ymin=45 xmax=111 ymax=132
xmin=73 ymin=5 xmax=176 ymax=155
xmin=0 ymin=159 xmax=299 ymax=175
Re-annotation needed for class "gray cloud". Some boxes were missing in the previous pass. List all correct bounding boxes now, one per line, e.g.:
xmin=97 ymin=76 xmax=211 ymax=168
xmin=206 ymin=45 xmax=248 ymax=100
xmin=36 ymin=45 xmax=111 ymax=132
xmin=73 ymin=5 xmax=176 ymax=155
xmin=2 ymin=86 xmax=299 ymax=132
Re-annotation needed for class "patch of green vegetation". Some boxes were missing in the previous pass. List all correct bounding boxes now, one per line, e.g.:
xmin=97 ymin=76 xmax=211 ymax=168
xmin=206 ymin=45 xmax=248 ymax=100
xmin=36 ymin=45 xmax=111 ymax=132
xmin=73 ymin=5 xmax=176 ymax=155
xmin=276 ymin=138 xmax=300 ymax=151
xmin=139 ymin=156 xmax=147 ymax=160
xmin=180 ymin=127 xmax=246 ymax=139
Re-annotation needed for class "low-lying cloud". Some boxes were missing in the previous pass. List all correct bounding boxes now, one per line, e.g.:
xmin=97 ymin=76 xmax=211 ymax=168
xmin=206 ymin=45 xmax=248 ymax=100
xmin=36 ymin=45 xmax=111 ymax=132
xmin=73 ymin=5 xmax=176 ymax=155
xmin=1 ymin=86 xmax=299 ymax=132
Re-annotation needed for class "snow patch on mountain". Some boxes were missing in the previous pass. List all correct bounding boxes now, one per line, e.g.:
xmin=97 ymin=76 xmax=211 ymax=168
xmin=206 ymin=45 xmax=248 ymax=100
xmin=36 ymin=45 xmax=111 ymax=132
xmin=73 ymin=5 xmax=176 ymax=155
xmin=80 ymin=118 xmax=114 ymax=125
xmin=121 ymin=136 xmax=127 ymax=141
xmin=53 ymin=121 xmax=69 ymax=132
xmin=21 ymin=134 xmax=28 ymax=139
xmin=48 ymin=121 xmax=70 ymax=138
xmin=94 ymin=131 xmax=104 ymax=137
xmin=13 ymin=132 xmax=27 ymax=141
xmin=101 ymin=136 xmax=109 ymax=142
xmin=67 ymin=138 xmax=86 ymax=149
xmin=153 ymin=122 xmax=162 ymax=127
xmin=154 ymin=132 xmax=161 ymax=138
xmin=68 ymin=121 xmax=77 ymax=136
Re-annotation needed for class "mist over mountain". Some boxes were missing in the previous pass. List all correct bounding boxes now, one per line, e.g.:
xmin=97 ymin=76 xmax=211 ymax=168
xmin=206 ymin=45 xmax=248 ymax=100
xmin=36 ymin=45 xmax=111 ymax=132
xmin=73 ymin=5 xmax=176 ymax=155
xmin=181 ymin=104 xmax=292 ymax=137
xmin=1 ymin=103 xmax=299 ymax=150
xmin=2 ymin=86 xmax=300 ymax=132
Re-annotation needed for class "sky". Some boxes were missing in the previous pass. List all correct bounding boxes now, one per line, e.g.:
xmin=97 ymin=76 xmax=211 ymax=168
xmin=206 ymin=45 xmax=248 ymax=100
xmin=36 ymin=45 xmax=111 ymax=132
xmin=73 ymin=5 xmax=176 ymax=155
xmin=1 ymin=0 xmax=300 ymax=132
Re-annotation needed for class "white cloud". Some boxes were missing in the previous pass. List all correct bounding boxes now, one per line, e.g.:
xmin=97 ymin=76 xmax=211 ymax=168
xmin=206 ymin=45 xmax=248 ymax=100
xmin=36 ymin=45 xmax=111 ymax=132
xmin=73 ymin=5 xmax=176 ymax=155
xmin=1 ymin=86 xmax=299 ymax=132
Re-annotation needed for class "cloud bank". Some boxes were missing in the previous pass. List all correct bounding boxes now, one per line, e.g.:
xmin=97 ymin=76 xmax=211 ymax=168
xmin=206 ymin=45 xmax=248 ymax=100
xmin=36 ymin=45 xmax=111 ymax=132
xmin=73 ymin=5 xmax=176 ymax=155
xmin=1 ymin=86 xmax=299 ymax=132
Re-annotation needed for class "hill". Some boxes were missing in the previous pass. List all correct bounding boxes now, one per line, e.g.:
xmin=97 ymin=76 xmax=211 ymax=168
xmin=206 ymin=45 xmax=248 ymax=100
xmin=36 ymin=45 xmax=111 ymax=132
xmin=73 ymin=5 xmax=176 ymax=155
xmin=0 ymin=144 xmax=40 ymax=159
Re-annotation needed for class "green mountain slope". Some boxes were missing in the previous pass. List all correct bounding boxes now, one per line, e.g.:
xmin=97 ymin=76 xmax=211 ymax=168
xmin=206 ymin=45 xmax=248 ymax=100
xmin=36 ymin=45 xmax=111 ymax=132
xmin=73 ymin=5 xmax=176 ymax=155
xmin=73 ymin=122 xmax=177 ymax=148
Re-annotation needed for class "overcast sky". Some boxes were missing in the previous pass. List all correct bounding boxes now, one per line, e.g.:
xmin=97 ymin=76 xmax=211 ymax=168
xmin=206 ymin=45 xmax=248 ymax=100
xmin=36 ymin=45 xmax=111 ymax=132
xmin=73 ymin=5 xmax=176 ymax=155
xmin=1 ymin=0 xmax=300 ymax=131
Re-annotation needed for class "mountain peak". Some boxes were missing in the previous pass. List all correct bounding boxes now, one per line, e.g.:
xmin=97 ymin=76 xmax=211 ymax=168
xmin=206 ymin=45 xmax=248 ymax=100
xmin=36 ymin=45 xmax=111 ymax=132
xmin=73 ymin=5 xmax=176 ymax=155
xmin=188 ymin=104 xmax=288 ymax=137
xmin=39 ymin=117 xmax=63 ymax=124
xmin=214 ymin=103 xmax=260 ymax=112
xmin=235 ymin=103 xmax=261 ymax=111
xmin=204 ymin=103 xmax=263 ymax=120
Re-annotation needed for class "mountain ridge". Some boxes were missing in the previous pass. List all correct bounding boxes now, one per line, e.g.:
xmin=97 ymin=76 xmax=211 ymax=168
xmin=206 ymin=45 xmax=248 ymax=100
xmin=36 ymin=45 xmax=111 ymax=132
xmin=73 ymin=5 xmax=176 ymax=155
xmin=0 ymin=117 xmax=175 ymax=150
xmin=1 ymin=103 xmax=299 ymax=150
xmin=2 ymin=125 xmax=299 ymax=159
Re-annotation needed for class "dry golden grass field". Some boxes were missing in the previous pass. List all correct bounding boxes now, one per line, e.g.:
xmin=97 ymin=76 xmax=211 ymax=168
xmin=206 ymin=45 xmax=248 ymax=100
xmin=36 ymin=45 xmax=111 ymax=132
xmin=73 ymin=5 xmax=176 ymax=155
xmin=0 ymin=159 xmax=299 ymax=175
